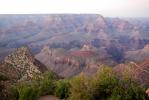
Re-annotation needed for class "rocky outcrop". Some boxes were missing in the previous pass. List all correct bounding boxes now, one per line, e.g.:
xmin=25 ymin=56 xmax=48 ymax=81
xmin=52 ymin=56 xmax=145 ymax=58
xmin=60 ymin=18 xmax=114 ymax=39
xmin=0 ymin=46 xmax=47 ymax=82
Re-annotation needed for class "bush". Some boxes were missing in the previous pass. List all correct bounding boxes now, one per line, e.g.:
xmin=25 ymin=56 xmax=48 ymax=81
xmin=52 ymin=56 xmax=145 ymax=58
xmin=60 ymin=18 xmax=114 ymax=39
xmin=42 ymin=70 xmax=59 ymax=80
xmin=12 ymin=79 xmax=55 ymax=100
xmin=13 ymin=70 xmax=58 ymax=100
xmin=8 ymin=86 xmax=18 ymax=100
xmin=0 ymin=74 xmax=11 ymax=100
xmin=110 ymin=73 xmax=147 ymax=100
xmin=109 ymin=82 xmax=147 ymax=100
xmin=16 ymin=82 xmax=40 ymax=100
xmin=70 ymin=74 xmax=93 ymax=100
xmin=69 ymin=66 xmax=147 ymax=100
xmin=0 ymin=74 xmax=8 ymax=81
xmin=91 ymin=67 xmax=119 ymax=100
xmin=8 ymin=67 xmax=147 ymax=100
xmin=93 ymin=67 xmax=147 ymax=100
xmin=38 ymin=70 xmax=58 ymax=96
xmin=39 ymin=78 xmax=55 ymax=96
xmin=55 ymin=79 xmax=70 ymax=99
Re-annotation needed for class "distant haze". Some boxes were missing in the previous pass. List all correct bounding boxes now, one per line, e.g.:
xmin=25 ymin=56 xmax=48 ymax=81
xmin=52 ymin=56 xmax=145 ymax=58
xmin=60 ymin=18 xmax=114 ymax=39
xmin=0 ymin=0 xmax=149 ymax=17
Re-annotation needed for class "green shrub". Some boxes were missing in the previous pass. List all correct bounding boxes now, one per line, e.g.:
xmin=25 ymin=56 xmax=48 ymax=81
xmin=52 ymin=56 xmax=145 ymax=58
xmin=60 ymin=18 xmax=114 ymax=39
xmin=12 ymin=78 xmax=55 ymax=100
xmin=39 ymin=78 xmax=55 ymax=96
xmin=9 ymin=85 xmax=19 ymax=100
xmin=11 ymin=71 xmax=58 ymax=100
xmin=91 ymin=67 xmax=119 ymax=100
xmin=109 ymin=82 xmax=147 ymax=100
xmin=17 ymin=82 xmax=40 ymax=100
xmin=115 ymin=78 xmax=146 ymax=100
xmin=126 ymin=84 xmax=146 ymax=100
xmin=0 ymin=74 xmax=8 ymax=81
xmin=69 ymin=66 xmax=147 ymax=100
xmin=55 ymin=79 xmax=70 ymax=99
xmin=38 ymin=70 xmax=58 ymax=96
xmin=8 ymin=67 xmax=147 ymax=100
xmin=0 ymin=74 xmax=12 ymax=100
xmin=42 ymin=70 xmax=59 ymax=80
xmin=70 ymin=74 xmax=93 ymax=100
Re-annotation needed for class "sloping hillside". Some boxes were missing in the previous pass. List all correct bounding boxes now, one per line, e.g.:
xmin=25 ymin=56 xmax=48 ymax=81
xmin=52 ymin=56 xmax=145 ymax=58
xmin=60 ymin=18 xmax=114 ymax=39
xmin=0 ymin=46 xmax=47 ymax=82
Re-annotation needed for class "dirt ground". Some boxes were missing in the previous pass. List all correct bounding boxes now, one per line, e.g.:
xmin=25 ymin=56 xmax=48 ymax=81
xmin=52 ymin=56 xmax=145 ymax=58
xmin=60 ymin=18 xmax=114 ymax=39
xmin=38 ymin=95 xmax=59 ymax=100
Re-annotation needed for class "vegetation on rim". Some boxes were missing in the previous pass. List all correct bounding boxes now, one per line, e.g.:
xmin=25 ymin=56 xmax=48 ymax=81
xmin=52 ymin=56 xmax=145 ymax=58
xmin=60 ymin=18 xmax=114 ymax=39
xmin=1 ymin=66 xmax=147 ymax=100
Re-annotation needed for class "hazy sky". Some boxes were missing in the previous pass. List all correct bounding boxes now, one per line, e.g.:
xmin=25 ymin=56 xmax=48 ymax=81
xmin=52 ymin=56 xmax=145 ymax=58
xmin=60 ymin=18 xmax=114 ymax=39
xmin=0 ymin=0 xmax=148 ymax=17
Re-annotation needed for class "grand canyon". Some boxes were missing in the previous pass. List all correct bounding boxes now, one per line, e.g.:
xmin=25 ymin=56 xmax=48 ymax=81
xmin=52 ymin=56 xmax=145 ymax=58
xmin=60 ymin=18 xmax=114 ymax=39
xmin=0 ymin=14 xmax=149 ymax=100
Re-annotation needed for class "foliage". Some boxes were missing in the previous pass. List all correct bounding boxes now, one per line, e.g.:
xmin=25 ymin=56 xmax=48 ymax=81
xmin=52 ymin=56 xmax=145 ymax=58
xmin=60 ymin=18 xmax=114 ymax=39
xmin=0 ymin=74 xmax=11 ymax=100
xmin=70 ymin=74 xmax=93 ymax=100
xmin=16 ymin=82 xmax=40 ymax=100
xmin=9 ymin=67 xmax=147 ymax=100
xmin=38 ymin=78 xmax=55 ymax=96
xmin=11 ymin=70 xmax=58 ymax=100
xmin=0 ymin=74 xmax=8 ymax=81
xmin=69 ymin=66 xmax=147 ymax=100
xmin=55 ymin=79 xmax=70 ymax=99
xmin=9 ymin=85 xmax=19 ymax=100
xmin=91 ymin=67 xmax=119 ymax=100
xmin=37 ymin=70 xmax=58 ymax=96
xmin=42 ymin=70 xmax=59 ymax=80
xmin=109 ymin=81 xmax=147 ymax=100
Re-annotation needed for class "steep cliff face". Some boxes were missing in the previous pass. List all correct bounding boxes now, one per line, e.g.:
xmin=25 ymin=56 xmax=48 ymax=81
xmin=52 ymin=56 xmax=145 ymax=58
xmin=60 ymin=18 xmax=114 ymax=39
xmin=0 ymin=14 xmax=149 ymax=81
xmin=0 ymin=15 xmax=148 ymax=50
xmin=0 ymin=15 xmax=149 ymax=64
xmin=35 ymin=46 xmax=83 ymax=77
xmin=0 ymin=46 xmax=47 ymax=82
xmin=35 ymin=45 xmax=116 ymax=77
